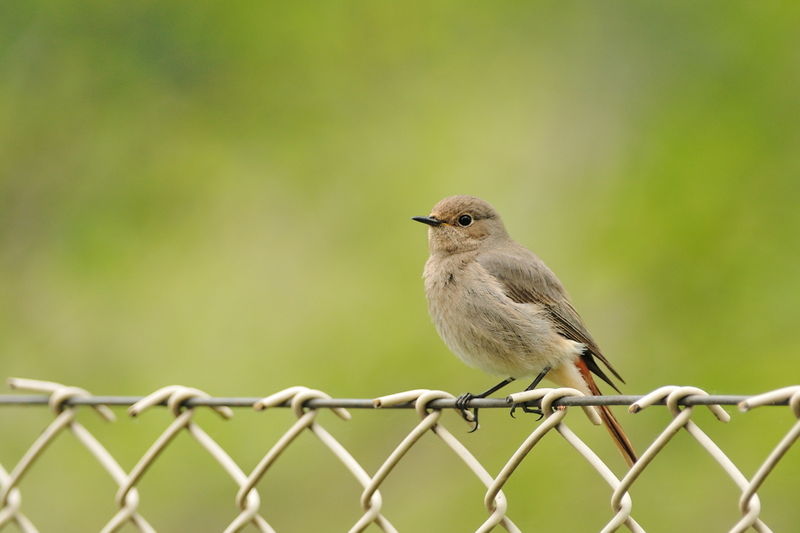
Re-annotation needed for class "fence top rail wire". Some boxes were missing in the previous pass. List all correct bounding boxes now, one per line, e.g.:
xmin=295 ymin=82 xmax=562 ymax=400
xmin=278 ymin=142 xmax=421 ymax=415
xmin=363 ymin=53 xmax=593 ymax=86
xmin=0 ymin=393 xmax=789 ymax=409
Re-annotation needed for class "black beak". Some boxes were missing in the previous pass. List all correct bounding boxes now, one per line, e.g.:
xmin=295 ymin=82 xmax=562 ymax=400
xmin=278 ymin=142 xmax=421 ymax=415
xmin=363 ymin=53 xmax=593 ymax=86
xmin=412 ymin=216 xmax=442 ymax=227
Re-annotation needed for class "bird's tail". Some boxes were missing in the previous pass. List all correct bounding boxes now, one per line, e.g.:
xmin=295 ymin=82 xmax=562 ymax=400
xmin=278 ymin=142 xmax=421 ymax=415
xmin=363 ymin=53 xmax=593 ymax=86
xmin=574 ymin=358 xmax=638 ymax=467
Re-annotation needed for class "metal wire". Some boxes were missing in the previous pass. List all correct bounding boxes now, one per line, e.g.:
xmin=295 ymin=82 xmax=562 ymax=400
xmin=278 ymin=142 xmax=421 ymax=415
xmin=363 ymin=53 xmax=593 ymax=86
xmin=0 ymin=394 xmax=782 ymax=409
xmin=1 ymin=378 xmax=798 ymax=533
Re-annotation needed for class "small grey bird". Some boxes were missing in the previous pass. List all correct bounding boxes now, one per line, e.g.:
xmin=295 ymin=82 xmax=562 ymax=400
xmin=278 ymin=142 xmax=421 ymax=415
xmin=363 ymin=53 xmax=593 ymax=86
xmin=413 ymin=195 xmax=637 ymax=466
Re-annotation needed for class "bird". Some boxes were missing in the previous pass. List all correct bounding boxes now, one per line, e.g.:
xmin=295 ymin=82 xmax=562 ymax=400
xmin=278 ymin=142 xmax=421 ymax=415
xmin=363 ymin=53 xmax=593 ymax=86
xmin=413 ymin=195 xmax=637 ymax=466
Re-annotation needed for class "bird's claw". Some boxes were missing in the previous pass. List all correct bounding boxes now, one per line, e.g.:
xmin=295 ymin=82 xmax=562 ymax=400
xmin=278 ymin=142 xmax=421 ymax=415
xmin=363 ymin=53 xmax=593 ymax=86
xmin=455 ymin=392 xmax=473 ymax=411
xmin=455 ymin=392 xmax=480 ymax=432
xmin=509 ymin=401 xmax=544 ymax=421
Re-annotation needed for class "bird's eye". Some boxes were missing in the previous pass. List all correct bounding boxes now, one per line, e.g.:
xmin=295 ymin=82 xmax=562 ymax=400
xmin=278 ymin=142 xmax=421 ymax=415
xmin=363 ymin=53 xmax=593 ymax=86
xmin=457 ymin=214 xmax=473 ymax=227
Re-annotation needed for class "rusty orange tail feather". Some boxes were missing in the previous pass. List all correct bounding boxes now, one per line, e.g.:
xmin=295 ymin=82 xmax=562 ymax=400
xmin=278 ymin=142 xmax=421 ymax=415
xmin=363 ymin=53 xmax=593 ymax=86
xmin=575 ymin=358 xmax=637 ymax=467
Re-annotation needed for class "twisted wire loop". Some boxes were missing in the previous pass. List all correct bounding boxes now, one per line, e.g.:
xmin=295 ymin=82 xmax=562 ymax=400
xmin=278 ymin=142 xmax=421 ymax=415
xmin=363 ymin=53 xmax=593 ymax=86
xmin=733 ymin=386 xmax=800 ymax=533
xmin=373 ymin=390 xmax=520 ymax=533
xmin=0 ymin=378 xmax=153 ymax=533
xmin=103 ymin=385 xmax=272 ymax=533
xmin=240 ymin=386 xmax=397 ymax=533
xmin=625 ymin=386 xmax=771 ymax=533
xmin=0 ymin=465 xmax=36 ymax=533
xmin=501 ymin=388 xmax=643 ymax=533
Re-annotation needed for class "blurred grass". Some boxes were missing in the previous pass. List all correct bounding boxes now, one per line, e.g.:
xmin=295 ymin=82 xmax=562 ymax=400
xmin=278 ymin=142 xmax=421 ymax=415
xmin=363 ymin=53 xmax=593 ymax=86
xmin=1 ymin=2 xmax=799 ymax=531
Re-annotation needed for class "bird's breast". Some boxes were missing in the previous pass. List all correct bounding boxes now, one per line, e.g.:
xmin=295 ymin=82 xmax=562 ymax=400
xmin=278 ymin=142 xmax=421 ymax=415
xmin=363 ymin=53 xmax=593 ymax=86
xmin=422 ymin=255 xmax=574 ymax=378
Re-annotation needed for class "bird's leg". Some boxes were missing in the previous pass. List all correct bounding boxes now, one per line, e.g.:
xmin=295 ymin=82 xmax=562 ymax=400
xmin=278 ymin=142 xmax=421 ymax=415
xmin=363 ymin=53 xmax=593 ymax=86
xmin=510 ymin=366 xmax=551 ymax=419
xmin=456 ymin=377 xmax=515 ymax=433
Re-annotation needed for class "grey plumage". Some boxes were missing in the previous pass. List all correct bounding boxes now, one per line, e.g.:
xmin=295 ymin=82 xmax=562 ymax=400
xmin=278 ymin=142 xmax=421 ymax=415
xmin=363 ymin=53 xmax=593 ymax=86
xmin=478 ymin=246 xmax=625 ymax=389
xmin=415 ymin=195 xmax=637 ymax=466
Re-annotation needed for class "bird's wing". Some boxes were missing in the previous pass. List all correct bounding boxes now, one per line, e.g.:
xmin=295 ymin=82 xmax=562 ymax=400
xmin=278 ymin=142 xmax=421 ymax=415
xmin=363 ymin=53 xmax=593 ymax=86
xmin=477 ymin=247 xmax=625 ymax=390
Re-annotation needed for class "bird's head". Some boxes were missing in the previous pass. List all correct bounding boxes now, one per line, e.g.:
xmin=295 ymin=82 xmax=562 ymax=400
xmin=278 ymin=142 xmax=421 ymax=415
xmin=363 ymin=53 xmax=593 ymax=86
xmin=413 ymin=195 xmax=509 ymax=255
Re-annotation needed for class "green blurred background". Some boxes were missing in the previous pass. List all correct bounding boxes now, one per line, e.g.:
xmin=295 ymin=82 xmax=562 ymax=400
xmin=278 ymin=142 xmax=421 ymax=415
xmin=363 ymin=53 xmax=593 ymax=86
xmin=2 ymin=2 xmax=799 ymax=531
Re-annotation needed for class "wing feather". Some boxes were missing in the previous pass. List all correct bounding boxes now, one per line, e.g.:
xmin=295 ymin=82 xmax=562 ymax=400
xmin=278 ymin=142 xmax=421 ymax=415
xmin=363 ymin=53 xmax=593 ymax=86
xmin=477 ymin=247 xmax=625 ymax=390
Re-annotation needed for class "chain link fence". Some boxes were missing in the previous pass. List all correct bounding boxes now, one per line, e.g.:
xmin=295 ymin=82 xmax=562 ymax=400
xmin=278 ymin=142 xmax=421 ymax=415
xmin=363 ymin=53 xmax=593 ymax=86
xmin=0 ymin=378 xmax=798 ymax=532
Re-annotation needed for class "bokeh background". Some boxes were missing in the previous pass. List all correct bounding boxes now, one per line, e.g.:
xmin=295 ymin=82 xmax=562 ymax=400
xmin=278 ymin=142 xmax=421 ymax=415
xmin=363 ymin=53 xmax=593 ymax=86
xmin=2 ymin=2 xmax=799 ymax=531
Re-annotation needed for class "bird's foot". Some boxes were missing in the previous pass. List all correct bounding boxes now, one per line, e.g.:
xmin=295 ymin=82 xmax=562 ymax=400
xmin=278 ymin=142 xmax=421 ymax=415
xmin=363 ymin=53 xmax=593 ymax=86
xmin=455 ymin=392 xmax=479 ymax=433
xmin=509 ymin=401 xmax=544 ymax=421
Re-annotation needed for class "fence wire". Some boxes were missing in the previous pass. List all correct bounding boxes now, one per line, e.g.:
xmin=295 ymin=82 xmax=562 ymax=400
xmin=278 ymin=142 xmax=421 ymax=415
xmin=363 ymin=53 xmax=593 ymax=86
xmin=0 ymin=378 xmax=798 ymax=533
